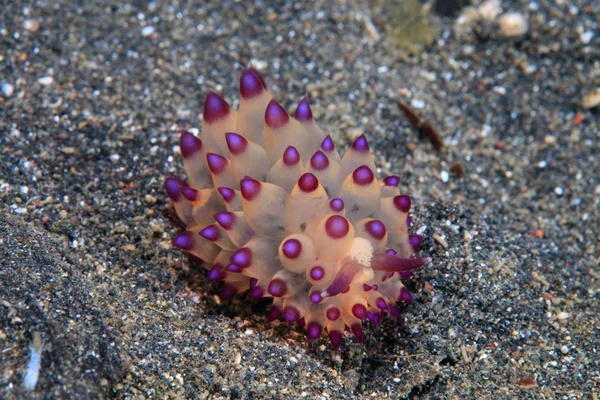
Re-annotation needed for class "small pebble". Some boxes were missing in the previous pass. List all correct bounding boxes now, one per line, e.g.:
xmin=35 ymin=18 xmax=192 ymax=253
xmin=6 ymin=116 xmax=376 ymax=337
xmin=582 ymin=89 xmax=600 ymax=109
xmin=498 ymin=12 xmax=529 ymax=37
xmin=560 ymin=345 xmax=569 ymax=354
xmin=23 ymin=19 xmax=40 ymax=32
xmin=478 ymin=0 xmax=501 ymax=21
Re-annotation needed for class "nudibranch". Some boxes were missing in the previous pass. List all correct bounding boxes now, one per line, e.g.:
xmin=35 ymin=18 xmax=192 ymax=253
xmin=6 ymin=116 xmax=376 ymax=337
xmin=165 ymin=68 xmax=430 ymax=349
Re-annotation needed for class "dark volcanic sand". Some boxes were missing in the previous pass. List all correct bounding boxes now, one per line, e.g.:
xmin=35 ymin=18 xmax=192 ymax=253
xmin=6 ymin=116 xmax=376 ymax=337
xmin=1 ymin=1 xmax=598 ymax=399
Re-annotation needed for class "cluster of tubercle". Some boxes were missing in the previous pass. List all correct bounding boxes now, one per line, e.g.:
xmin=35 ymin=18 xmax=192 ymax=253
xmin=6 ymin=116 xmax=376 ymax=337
xmin=165 ymin=67 xmax=431 ymax=349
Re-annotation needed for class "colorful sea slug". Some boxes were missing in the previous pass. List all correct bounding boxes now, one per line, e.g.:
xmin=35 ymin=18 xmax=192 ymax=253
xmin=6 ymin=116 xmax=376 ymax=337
xmin=165 ymin=68 xmax=430 ymax=349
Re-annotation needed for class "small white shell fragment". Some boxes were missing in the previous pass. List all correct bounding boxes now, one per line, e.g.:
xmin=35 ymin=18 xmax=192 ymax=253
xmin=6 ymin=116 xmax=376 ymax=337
xmin=141 ymin=25 xmax=155 ymax=37
xmin=478 ymin=0 xmax=501 ymax=21
xmin=37 ymin=76 xmax=54 ymax=86
xmin=23 ymin=332 xmax=43 ymax=393
xmin=441 ymin=170 xmax=449 ymax=183
xmin=1 ymin=82 xmax=14 ymax=97
xmin=498 ymin=12 xmax=529 ymax=37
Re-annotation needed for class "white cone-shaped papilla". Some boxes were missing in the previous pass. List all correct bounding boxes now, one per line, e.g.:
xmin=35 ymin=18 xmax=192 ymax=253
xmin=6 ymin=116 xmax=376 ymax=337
xmin=240 ymin=178 xmax=288 ymax=238
xmin=264 ymin=99 xmax=314 ymax=165
xmin=340 ymin=134 xmax=376 ymax=178
xmin=213 ymin=211 xmax=254 ymax=248
xmin=231 ymin=237 xmax=281 ymax=281
xmin=236 ymin=69 xmax=272 ymax=146
xmin=198 ymin=223 xmax=237 ymax=251
xmin=189 ymin=188 xmax=226 ymax=227
xmin=179 ymin=130 xmax=213 ymax=189
xmin=294 ymin=97 xmax=327 ymax=146
xmin=216 ymin=187 xmax=242 ymax=212
xmin=304 ymin=150 xmax=343 ymax=197
xmin=202 ymin=91 xmax=238 ymax=155
xmin=354 ymin=218 xmax=388 ymax=252
xmin=312 ymin=214 xmax=355 ymax=261
xmin=206 ymin=153 xmax=237 ymax=189
xmin=319 ymin=135 xmax=341 ymax=162
xmin=171 ymin=228 xmax=220 ymax=264
xmin=266 ymin=146 xmax=304 ymax=193
xmin=380 ymin=176 xmax=401 ymax=198
xmin=371 ymin=195 xmax=411 ymax=232
xmin=225 ymin=132 xmax=269 ymax=181
xmin=284 ymin=173 xmax=329 ymax=236
xmin=268 ymin=268 xmax=308 ymax=298
xmin=278 ymin=233 xmax=316 ymax=273
xmin=164 ymin=178 xmax=195 ymax=226
xmin=337 ymin=165 xmax=381 ymax=222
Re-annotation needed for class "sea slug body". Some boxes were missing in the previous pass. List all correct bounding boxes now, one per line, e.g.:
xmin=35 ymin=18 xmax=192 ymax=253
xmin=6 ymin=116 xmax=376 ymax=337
xmin=165 ymin=68 xmax=430 ymax=349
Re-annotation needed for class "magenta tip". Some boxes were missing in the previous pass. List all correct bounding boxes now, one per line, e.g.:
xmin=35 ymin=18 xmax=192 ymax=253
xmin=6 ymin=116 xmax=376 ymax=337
xmin=240 ymin=69 xmax=265 ymax=99
xmin=265 ymin=99 xmax=290 ymax=129
xmin=180 ymin=130 xmax=202 ymax=158
xmin=294 ymin=96 xmax=313 ymax=122
xmin=240 ymin=177 xmax=262 ymax=201
xmin=225 ymin=132 xmax=248 ymax=155
xmin=203 ymin=91 xmax=230 ymax=124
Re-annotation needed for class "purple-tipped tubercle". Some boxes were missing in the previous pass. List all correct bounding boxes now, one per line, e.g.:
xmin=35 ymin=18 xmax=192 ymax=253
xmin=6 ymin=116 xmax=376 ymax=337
xmin=208 ymin=265 xmax=226 ymax=281
xmin=226 ymin=263 xmax=243 ymax=273
xmin=325 ymin=215 xmax=350 ymax=239
xmin=365 ymin=220 xmax=386 ymax=240
xmin=294 ymin=97 xmax=313 ymax=121
xmin=399 ymin=287 xmax=414 ymax=302
xmin=282 ymin=238 xmax=302 ymax=259
xmin=383 ymin=175 xmax=401 ymax=187
xmin=283 ymin=306 xmax=300 ymax=322
xmin=352 ymin=165 xmax=375 ymax=185
xmin=409 ymin=234 xmax=424 ymax=250
xmin=230 ymin=247 xmax=252 ymax=268
xmin=326 ymin=307 xmax=341 ymax=321
xmin=181 ymin=187 xmax=199 ymax=202
xmin=298 ymin=172 xmax=319 ymax=192
xmin=268 ymin=279 xmax=288 ymax=297
xmin=240 ymin=177 xmax=262 ymax=201
xmin=225 ymin=132 xmax=248 ymax=155
xmin=248 ymin=286 xmax=265 ymax=299
xmin=351 ymin=324 xmax=363 ymax=343
xmin=268 ymin=306 xmax=282 ymax=322
xmin=307 ymin=321 xmax=323 ymax=340
xmin=282 ymin=146 xmax=300 ymax=166
xmin=394 ymin=195 xmax=411 ymax=213
xmin=218 ymin=187 xmax=236 ymax=203
xmin=206 ymin=153 xmax=228 ymax=174
xmin=351 ymin=134 xmax=370 ymax=153
xmin=240 ymin=69 xmax=265 ymax=99
xmin=265 ymin=99 xmax=290 ymax=129
xmin=310 ymin=291 xmax=322 ymax=304
xmin=199 ymin=225 xmax=220 ymax=241
xmin=180 ymin=130 xmax=202 ymax=158
xmin=328 ymin=330 xmax=342 ymax=350
xmin=329 ymin=198 xmax=344 ymax=212
xmin=172 ymin=231 xmax=194 ymax=250
xmin=310 ymin=150 xmax=329 ymax=171
xmin=352 ymin=303 xmax=367 ymax=320
xmin=203 ymin=91 xmax=230 ymax=124
xmin=214 ymin=212 xmax=236 ymax=230
xmin=164 ymin=177 xmax=188 ymax=202
xmin=310 ymin=266 xmax=324 ymax=280
xmin=321 ymin=135 xmax=335 ymax=152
